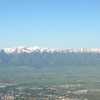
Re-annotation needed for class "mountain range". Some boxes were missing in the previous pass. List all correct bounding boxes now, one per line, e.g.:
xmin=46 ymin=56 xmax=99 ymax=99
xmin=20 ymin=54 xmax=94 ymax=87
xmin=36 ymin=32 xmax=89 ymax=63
xmin=2 ymin=47 xmax=100 ymax=53
xmin=0 ymin=47 xmax=100 ymax=67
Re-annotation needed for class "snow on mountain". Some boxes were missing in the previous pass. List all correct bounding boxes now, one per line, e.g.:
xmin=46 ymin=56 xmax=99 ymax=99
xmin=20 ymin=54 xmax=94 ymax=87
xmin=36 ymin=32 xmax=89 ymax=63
xmin=2 ymin=47 xmax=100 ymax=54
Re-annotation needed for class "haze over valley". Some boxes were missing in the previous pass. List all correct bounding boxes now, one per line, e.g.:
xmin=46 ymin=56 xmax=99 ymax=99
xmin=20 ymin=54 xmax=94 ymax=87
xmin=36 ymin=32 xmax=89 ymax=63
xmin=0 ymin=47 xmax=100 ymax=99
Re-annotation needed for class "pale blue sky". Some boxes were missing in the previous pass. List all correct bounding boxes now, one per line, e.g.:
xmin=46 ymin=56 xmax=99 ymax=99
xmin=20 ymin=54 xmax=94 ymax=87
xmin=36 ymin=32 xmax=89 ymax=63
xmin=0 ymin=0 xmax=100 ymax=48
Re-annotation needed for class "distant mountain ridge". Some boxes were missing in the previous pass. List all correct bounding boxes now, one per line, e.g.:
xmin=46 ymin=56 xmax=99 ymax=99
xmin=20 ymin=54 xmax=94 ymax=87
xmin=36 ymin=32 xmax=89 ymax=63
xmin=2 ymin=47 xmax=100 ymax=54
xmin=0 ymin=47 xmax=100 ymax=67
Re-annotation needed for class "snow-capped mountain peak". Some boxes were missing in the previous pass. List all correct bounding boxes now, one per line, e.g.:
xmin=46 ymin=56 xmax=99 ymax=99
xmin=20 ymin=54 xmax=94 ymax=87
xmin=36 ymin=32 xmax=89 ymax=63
xmin=2 ymin=47 xmax=100 ymax=54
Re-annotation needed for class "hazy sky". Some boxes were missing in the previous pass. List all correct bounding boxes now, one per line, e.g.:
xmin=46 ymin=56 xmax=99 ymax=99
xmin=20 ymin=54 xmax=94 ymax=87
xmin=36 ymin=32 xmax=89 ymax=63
xmin=0 ymin=0 xmax=100 ymax=48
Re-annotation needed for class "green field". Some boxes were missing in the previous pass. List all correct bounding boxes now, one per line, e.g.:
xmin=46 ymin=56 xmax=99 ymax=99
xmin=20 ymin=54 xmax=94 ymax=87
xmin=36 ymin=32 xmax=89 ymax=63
xmin=0 ymin=65 xmax=100 ymax=89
